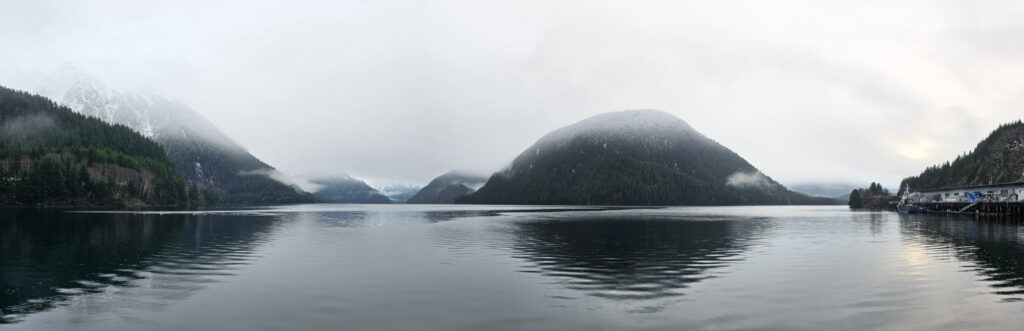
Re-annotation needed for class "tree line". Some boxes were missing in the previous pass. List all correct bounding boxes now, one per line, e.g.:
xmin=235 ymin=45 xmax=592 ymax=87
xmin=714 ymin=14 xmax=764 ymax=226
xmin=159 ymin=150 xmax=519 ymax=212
xmin=848 ymin=182 xmax=892 ymax=209
xmin=0 ymin=86 xmax=194 ymax=206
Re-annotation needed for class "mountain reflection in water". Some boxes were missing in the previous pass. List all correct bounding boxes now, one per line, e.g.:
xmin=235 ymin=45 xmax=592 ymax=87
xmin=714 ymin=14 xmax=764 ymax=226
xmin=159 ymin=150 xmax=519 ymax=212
xmin=0 ymin=209 xmax=279 ymax=323
xmin=507 ymin=215 xmax=768 ymax=309
xmin=2 ymin=205 xmax=1024 ymax=330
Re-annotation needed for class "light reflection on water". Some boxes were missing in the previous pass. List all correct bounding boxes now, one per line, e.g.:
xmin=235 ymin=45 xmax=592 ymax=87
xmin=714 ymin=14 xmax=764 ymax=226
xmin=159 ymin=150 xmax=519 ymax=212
xmin=898 ymin=213 xmax=1024 ymax=302
xmin=1 ymin=205 xmax=1024 ymax=330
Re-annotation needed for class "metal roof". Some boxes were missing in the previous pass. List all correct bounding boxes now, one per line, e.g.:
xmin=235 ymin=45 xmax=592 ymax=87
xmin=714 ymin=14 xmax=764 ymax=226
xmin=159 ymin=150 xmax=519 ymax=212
xmin=916 ymin=181 xmax=1024 ymax=193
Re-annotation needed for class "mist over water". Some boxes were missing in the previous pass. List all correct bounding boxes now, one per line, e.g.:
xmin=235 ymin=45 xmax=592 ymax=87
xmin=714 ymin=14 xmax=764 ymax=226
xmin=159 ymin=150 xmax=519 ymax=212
xmin=2 ymin=205 xmax=1024 ymax=330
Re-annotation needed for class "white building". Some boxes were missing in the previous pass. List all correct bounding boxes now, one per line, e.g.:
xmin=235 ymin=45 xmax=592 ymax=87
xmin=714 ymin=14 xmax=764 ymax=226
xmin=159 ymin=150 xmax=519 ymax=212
xmin=913 ymin=181 xmax=1024 ymax=203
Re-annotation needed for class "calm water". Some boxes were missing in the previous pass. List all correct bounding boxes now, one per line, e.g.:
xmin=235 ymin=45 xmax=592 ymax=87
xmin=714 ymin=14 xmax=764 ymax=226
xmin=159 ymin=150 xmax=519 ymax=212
xmin=3 ymin=205 xmax=1024 ymax=330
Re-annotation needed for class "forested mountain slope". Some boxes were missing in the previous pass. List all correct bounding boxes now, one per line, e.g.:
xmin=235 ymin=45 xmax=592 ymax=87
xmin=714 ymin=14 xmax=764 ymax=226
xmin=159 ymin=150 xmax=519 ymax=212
xmin=901 ymin=121 xmax=1024 ymax=191
xmin=408 ymin=170 xmax=488 ymax=204
xmin=459 ymin=110 xmax=834 ymax=206
xmin=37 ymin=65 xmax=314 ymax=204
xmin=311 ymin=176 xmax=391 ymax=203
xmin=0 ymin=86 xmax=189 ymax=206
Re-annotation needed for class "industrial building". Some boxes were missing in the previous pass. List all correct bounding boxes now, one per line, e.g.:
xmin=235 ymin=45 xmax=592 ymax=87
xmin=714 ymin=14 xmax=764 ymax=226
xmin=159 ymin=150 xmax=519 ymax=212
xmin=909 ymin=181 xmax=1024 ymax=203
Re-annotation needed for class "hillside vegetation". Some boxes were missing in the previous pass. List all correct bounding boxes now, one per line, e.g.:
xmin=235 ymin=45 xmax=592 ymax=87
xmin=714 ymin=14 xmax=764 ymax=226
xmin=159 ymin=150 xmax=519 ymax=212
xmin=460 ymin=110 xmax=836 ymax=206
xmin=0 ymin=86 xmax=190 ymax=206
xmin=39 ymin=67 xmax=315 ymax=204
xmin=901 ymin=121 xmax=1024 ymax=191
xmin=408 ymin=170 xmax=488 ymax=204
xmin=847 ymin=182 xmax=893 ymax=209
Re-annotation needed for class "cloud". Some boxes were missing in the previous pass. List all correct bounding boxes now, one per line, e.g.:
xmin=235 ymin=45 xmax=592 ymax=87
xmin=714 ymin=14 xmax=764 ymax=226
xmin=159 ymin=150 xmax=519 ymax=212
xmin=3 ymin=1 xmax=1024 ymax=188
xmin=726 ymin=171 xmax=772 ymax=189
xmin=238 ymin=169 xmax=323 ymax=193
xmin=2 ymin=113 xmax=55 ymax=140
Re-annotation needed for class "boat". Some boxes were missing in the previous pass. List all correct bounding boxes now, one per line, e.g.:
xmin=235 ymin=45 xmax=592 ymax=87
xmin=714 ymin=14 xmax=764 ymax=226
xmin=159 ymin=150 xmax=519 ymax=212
xmin=897 ymin=205 xmax=928 ymax=213
xmin=896 ymin=185 xmax=928 ymax=213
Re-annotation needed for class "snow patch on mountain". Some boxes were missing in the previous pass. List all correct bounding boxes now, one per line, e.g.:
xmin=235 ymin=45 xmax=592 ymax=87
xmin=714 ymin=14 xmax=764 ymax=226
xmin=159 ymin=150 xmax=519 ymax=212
xmin=532 ymin=109 xmax=707 ymax=152
xmin=36 ymin=64 xmax=241 ymax=150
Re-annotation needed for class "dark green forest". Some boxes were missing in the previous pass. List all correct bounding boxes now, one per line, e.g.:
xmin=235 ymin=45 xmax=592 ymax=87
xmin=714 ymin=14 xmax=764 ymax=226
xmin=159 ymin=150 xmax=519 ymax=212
xmin=0 ymin=86 xmax=191 ymax=206
xmin=901 ymin=121 xmax=1024 ymax=191
xmin=160 ymin=138 xmax=317 ymax=204
xmin=310 ymin=177 xmax=390 ymax=203
xmin=847 ymin=182 xmax=892 ymax=209
xmin=407 ymin=170 xmax=487 ymax=204
xmin=460 ymin=134 xmax=837 ymax=206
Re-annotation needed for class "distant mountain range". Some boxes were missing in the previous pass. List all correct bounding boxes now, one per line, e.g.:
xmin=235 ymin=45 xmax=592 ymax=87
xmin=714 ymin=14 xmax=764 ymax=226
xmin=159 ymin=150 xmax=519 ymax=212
xmin=0 ymin=86 xmax=187 ymax=206
xmin=407 ymin=170 xmax=488 ymax=204
xmin=902 ymin=121 xmax=1024 ymax=191
xmin=375 ymin=183 xmax=422 ymax=203
xmin=787 ymin=182 xmax=866 ymax=200
xmin=36 ymin=65 xmax=315 ymax=204
xmin=311 ymin=176 xmax=391 ymax=203
xmin=9 ymin=67 xmax=873 ymax=207
xmin=459 ymin=110 xmax=836 ymax=206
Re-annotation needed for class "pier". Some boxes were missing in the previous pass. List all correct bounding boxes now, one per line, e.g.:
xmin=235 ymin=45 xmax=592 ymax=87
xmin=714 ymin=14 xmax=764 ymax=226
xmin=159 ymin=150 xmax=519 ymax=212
xmin=913 ymin=201 xmax=1024 ymax=216
xmin=896 ymin=181 xmax=1024 ymax=216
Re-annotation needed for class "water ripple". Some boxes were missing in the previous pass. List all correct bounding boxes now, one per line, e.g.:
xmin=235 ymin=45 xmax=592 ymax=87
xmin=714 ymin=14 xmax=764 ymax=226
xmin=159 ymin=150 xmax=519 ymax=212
xmin=503 ymin=215 xmax=769 ymax=311
xmin=899 ymin=213 xmax=1024 ymax=303
xmin=0 ymin=210 xmax=283 ymax=324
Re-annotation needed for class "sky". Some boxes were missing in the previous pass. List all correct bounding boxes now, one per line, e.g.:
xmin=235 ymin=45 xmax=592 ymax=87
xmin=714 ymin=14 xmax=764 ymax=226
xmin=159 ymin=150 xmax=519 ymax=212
xmin=2 ymin=0 xmax=1024 ymax=188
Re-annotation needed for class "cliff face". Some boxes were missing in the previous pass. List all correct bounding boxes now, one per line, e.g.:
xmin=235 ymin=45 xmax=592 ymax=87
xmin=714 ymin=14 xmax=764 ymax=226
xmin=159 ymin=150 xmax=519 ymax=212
xmin=902 ymin=121 xmax=1024 ymax=190
xmin=87 ymin=164 xmax=156 ymax=204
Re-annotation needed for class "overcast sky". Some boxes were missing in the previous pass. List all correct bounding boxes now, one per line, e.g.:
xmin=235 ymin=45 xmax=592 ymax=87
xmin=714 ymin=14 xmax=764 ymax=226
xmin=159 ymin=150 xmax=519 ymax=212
xmin=2 ymin=0 xmax=1023 ymax=187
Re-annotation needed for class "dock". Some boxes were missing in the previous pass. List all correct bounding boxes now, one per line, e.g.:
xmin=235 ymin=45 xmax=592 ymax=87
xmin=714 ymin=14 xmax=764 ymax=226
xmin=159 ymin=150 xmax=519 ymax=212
xmin=894 ymin=181 xmax=1024 ymax=216
xmin=909 ymin=201 xmax=1024 ymax=215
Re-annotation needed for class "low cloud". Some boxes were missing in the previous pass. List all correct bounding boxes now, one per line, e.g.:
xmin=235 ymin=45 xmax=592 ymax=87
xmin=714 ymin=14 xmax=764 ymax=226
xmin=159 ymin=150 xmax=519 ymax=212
xmin=4 ymin=1 xmax=1022 ymax=187
xmin=2 ymin=113 xmax=55 ymax=140
xmin=726 ymin=171 xmax=771 ymax=189
xmin=239 ymin=169 xmax=323 ymax=193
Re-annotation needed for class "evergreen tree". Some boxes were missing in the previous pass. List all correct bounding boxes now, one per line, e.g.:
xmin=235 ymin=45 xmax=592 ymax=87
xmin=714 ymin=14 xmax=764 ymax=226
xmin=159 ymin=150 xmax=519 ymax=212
xmin=0 ymin=166 xmax=11 ymax=203
xmin=848 ymin=189 xmax=863 ymax=208
xmin=848 ymin=183 xmax=892 ymax=209
xmin=0 ymin=85 xmax=186 ymax=206
xmin=901 ymin=121 xmax=1024 ymax=190
xmin=77 ymin=165 xmax=91 ymax=197
xmin=188 ymin=182 xmax=200 ymax=205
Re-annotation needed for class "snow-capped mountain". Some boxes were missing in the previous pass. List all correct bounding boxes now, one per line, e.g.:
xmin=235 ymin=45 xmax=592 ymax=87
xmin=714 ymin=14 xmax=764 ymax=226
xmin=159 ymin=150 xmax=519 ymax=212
xmin=372 ymin=183 xmax=423 ymax=203
xmin=37 ymin=64 xmax=240 ymax=149
xmin=36 ymin=64 xmax=315 ymax=204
